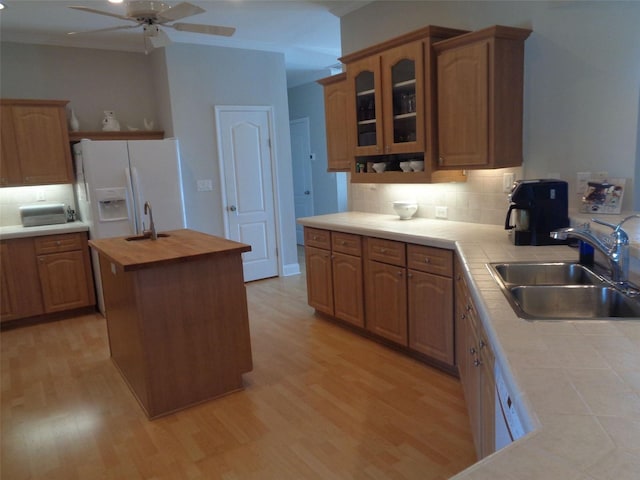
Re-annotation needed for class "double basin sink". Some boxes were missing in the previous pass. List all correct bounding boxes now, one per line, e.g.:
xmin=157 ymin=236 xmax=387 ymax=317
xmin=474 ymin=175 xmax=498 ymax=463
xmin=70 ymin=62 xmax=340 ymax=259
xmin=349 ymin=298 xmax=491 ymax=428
xmin=488 ymin=262 xmax=640 ymax=320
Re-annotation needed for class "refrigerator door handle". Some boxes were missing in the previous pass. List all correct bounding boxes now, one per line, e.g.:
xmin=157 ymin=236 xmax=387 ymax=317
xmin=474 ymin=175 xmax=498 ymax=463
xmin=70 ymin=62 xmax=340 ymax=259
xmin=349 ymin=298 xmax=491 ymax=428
xmin=124 ymin=167 xmax=139 ymax=234
xmin=130 ymin=166 xmax=146 ymax=235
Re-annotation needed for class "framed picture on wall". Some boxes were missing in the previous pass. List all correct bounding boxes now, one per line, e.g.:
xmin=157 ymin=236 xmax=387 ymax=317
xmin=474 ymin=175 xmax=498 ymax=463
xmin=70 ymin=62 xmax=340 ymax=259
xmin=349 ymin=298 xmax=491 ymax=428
xmin=581 ymin=178 xmax=626 ymax=214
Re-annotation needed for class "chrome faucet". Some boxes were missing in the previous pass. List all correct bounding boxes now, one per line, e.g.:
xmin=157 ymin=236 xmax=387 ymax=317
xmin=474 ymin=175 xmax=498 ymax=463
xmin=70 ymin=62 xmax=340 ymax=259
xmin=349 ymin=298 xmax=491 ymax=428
xmin=550 ymin=214 xmax=640 ymax=285
xmin=143 ymin=201 xmax=158 ymax=240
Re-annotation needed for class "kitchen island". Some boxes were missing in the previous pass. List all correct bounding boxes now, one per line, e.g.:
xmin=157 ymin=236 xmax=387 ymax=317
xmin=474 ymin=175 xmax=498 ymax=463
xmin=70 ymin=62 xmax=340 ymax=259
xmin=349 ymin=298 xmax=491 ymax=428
xmin=89 ymin=229 xmax=253 ymax=419
xmin=298 ymin=212 xmax=640 ymax=480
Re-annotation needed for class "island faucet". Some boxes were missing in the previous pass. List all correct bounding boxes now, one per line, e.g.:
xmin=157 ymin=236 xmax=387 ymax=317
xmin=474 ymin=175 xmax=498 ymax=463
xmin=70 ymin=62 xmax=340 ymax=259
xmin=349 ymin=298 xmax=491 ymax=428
xmin=143 ymin=201 xmax=158 ymax=240
xmin=550 ymin=214 xmax=640 ymax=285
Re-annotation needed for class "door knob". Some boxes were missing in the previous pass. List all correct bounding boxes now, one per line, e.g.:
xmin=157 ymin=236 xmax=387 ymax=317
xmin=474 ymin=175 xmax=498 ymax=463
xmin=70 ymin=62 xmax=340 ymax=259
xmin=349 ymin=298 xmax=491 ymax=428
xmin=304 ymin=190 xmax=310 ymax=195
xmin=229 ymin=205 xmax=237 ymax=212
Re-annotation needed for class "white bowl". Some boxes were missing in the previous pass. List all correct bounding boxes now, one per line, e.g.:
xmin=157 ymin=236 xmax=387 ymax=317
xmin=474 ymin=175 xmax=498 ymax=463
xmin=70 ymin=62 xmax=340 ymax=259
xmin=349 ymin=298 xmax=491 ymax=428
xmin=409 ymin=160 xmax=424 ymax=172
xmin=392 ymin=201 xmax=418 ymax=220
xmin=372 ymin=162 xmax=387 ymax=173
xmin=399 ymin=161 xmax=412 ymax=172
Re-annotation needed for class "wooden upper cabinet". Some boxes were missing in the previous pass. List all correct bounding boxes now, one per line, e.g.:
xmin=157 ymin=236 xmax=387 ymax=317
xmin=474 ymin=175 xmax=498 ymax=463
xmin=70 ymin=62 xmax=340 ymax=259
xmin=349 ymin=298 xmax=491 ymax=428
xmin=0 ymin=105 xmax=22 ymax=186
xmin=317 ymin=73 xmax=351 ymax=172
xmin=381 ymin=41 xmax=425 ymax=155
xmin=346 ymin=41 xmax=425 ymax=158
xmin=434 ymin=26 xmax=532 ymax=169
xmin=1 ymin=99 xmax=73 ymax=186
xmin=348 ymin=54 xmax=384 ymax=157
xmin=338 ymin=25 xmax=468 ymax=184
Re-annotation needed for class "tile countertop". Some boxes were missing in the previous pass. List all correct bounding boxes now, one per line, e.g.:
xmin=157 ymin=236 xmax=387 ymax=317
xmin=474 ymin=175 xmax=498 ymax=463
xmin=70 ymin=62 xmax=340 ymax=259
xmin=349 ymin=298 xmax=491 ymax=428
xmin=298 ymin=212 xmax=640 ymax=480
xmin=0 ymin=221 xmax=89 ymax=239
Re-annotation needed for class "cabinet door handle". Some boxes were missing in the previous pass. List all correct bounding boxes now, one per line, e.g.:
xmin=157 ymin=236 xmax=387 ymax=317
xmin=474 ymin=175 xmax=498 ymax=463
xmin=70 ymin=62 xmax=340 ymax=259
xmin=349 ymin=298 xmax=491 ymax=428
xmin=469 ymin=347 xmax=477 ymax=355
xmin=407 ymin=272 xmax=413 ymax=279
xmin=380 ymin=248 xmax=386 ymax=253
xmin=56 ymin=241 xmax=61 ymax=246
xmin=438 ymin=156 xmax=444 ymax=165
xmin=424 ymin=257 xmax=430 ymax=263
xmin=473 ymin=358 xmax=482 ymax=367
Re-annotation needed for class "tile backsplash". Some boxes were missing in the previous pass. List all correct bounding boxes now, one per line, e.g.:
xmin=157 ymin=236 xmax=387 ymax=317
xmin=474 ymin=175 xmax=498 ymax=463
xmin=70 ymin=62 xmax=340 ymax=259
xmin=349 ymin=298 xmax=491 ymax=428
xmin=0 ymin=184 xmax=76 ymax=226
xmin=350 ymin=167 xmax=523 ymax=225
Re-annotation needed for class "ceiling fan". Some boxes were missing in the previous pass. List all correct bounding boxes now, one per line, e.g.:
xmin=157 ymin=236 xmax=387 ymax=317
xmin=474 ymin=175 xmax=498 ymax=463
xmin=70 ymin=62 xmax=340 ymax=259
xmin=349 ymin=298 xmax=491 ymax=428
xmin=67 ymin=0 xmax=236 ymax=50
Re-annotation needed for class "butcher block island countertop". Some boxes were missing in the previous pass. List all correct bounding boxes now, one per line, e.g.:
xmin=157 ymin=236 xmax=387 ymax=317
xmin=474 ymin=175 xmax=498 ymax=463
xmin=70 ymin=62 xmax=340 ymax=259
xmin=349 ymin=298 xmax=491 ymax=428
xmin=88 ymin=228 xmax=251 ymax=271
xmin=89 ymin=229 xmax=253 ymax=419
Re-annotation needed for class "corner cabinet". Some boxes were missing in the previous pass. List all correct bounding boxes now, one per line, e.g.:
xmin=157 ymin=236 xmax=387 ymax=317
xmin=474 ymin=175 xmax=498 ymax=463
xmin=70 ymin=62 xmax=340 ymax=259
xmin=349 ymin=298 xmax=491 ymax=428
xmin=434 ymin=26 xmax=532 ymax=169
xmin=0 ymin=99 xmax=73 ymax=187
xmin=317 ymin=73 xmax=352 ymax=172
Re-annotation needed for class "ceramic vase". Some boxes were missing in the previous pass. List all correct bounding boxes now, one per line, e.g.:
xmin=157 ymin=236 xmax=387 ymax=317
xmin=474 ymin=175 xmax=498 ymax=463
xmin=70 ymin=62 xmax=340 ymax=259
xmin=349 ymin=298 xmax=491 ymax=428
xmin=69 ymin=109 xmax=80 ymax=132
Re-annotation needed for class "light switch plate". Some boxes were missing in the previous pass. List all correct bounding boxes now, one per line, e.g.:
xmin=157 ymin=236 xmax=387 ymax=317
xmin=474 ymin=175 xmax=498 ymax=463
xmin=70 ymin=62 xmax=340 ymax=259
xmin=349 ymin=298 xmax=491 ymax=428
xmin=197 ymin=179 xmax=213 ymax=192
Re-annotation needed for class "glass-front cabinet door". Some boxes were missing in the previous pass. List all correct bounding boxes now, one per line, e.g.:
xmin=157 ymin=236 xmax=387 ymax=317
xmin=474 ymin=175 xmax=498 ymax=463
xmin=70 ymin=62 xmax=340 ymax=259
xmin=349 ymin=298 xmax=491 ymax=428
xmin=349 ymin=56 xmax=383 ymax=156
xmin=381 ymin=41 xmax=424 ymax=154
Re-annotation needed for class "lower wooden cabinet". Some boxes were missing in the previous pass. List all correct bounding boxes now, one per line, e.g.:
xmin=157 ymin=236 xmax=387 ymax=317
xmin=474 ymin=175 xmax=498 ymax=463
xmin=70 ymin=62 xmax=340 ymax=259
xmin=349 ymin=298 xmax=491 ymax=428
xmin=366 ymin=259 xmax=408 ymax=344
xmin=455 ymin=256 xmax=495 ymax=459
xmin=332 ymin=252 xmax=364 ymax=327
xmin=304 ymin=227 xmax=364 ymax=327
xmin=304 ymin=227 xmax=455 ymax=370
xmin=0 ymin=237 xmax=43 ymax=321
xmin=0 ymin=232 xmax=95 ymax=323
xmin=305 ymin=245 xmax=334 ymax=316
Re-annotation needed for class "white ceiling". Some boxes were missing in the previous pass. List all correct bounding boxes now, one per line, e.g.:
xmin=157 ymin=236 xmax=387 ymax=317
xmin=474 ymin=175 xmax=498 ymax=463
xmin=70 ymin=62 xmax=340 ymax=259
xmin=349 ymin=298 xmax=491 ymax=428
xmin=0 ymin=0 xmax=366 ymax=86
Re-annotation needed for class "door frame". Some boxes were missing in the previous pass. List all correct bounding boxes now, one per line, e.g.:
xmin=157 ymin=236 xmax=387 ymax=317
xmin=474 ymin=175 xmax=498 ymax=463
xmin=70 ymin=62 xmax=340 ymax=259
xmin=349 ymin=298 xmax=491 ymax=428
xmin=290 ymin=116 xmax=314 ymax=245
xmin=214 ymin=105 xmax=283 ymax=278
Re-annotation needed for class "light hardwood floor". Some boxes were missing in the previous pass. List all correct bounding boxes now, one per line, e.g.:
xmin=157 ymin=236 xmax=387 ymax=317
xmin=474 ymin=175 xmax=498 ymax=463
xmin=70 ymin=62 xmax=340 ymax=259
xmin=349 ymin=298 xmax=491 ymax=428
xmin=1 ymin=256 xmax=476 ymax=479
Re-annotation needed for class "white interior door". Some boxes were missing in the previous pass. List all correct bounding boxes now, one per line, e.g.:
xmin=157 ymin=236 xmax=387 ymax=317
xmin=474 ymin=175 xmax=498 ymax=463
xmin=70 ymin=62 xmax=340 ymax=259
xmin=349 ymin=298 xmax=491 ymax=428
xmin=217 ymin=107 xmax=279 ymax=282
xmin=290 ymin=118 xmax=314 ymax=245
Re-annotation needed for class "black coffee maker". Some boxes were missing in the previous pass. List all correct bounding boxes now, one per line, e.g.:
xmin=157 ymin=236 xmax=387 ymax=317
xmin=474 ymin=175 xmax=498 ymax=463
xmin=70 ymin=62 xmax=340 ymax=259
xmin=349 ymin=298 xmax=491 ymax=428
xmin=505 ymin=179 xmax=570 ymax=245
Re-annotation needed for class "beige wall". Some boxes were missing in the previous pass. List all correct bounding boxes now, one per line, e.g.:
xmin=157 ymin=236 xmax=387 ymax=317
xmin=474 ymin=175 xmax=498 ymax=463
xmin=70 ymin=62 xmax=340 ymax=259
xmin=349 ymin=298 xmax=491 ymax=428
xmin=0 ymin=42 xmax=159 ymax=131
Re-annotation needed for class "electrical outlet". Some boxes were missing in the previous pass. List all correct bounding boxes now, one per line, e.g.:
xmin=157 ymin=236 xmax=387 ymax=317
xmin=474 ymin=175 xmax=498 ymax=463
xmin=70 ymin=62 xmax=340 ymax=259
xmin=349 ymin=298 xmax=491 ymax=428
xmin=593 ymin=171 xmax=608 ymax=181
xmin=435 ymin=206 xmax=448 ymax=219
xmin=36 ymin=189 xmax=45 ymax=201
xmin=503 ymin=173 xmax=515 ymax=192
xmin=576 ymin=172 xmax=591 ymax=195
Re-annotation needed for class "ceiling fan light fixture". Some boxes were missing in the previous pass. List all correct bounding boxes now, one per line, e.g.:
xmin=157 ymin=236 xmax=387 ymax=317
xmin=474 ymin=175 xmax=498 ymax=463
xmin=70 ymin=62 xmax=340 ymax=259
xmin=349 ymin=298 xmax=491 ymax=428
xmin=143 ymin=24 xmax=160 ymax=37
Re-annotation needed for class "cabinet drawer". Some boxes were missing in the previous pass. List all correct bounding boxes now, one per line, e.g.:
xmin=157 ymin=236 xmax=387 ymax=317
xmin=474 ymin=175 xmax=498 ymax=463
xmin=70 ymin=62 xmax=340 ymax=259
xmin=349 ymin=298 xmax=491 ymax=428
xmin=304 ymin=227 xmax=331 ymax=250
xmin=34 ymin=232 xmax=85 ymax=254
xmin=367 ymin=237 xmax=406 ymax=267
xmin=407 ymin=244 xmax=453 ymax=277
xmin=332 ymin=232 xmax=362 ymax=257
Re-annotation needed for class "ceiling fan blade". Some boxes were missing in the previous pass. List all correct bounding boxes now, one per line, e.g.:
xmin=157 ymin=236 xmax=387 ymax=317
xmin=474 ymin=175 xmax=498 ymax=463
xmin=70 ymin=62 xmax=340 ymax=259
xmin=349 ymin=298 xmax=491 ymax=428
xmin=148 ymin=29 xmax=173 ymax=48
xmin=68 ymin=24 xmax=142 ymax=35
xmin=157 ymin=2 xmax=205 ymax=22
xmin=68 ymin=6 xmax=134 ymax=22
xmin=171 ymin=23 xmax=236 ymax=37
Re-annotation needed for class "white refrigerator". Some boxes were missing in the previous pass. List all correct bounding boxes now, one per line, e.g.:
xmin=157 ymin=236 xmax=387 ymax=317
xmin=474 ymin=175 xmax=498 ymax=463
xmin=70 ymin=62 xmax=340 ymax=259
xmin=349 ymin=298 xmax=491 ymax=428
xmin=74 ymin=138 xmax=187 ymax=314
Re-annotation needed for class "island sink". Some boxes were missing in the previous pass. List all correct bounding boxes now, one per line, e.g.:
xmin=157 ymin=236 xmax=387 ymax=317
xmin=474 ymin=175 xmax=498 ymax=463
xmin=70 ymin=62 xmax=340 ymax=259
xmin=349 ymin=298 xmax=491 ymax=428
xmin=125 ymin=232 xmax=170 ymax=241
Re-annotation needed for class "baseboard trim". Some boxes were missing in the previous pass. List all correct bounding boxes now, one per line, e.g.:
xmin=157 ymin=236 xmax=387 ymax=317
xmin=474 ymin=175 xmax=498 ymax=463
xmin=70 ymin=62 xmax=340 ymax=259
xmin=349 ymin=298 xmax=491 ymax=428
xmin=283 ymin=262 xmax=301 ymax=276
